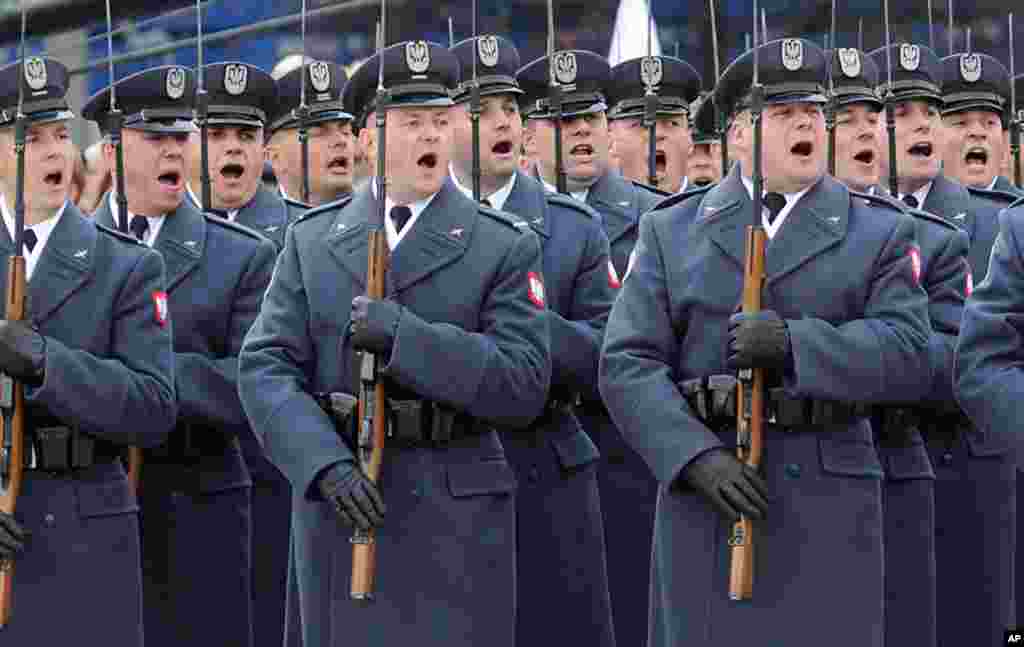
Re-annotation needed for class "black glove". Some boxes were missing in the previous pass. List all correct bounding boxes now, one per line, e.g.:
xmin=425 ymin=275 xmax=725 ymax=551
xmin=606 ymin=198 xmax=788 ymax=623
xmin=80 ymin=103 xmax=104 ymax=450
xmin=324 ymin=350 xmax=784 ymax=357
xmin=727 ymin=310 xmax=790 ymax=371
xmin=0 ymin=320 xmax=45 ymax=384
xmin=0 ymin=512 xmax=27 ymax=560
xmin=349 ymin=296 xmax=402 ymax=356
xmin=318 ymin=460 xmax=386 ymax=530
xmin=682 ymin=448 xmax=769 ymax=523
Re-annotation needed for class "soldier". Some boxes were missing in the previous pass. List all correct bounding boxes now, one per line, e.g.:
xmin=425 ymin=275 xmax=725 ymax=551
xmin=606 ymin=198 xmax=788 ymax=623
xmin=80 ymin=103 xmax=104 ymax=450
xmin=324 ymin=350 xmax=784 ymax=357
xmin=0 ymin=57 xmax=175 ymax=645
xmin=687 ymin=94 xmax=724 ymax=187
xmin=182 ymin=61 xmax=296 ymax=647
xmin=606 ymin=55 xmax=703 ymax=194
xmin=834 ymin=46 xmax=968 ymax=647
xmin=185 ymin=63 xmax=292 ymax=249
xmin=238 ymin=41 xmax=550 ymax=647
xmin=266 ymin=58 xmax=355 ymax=211
xmin=600 ymin=38 xmax=932 ymax=646
xmin=449 ymin=35 xmax=617 ymax=647
xmin=83 ymin=65 xmax=278 ymax=647
xmin=868 ymin=42 xmax=1016 ymax=647
xmin=940 ymin=52 xmax=1016 ymax=193
xmin=517 ymin=49 xmax=667 ymax=646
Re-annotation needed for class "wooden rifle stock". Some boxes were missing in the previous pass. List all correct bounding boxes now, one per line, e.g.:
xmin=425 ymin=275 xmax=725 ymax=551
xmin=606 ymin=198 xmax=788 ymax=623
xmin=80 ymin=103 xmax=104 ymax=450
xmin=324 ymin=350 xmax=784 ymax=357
xmin=350 ymin=230 xmax=388 ymax=601
xmin=728 ymin=225 xmax=766 ymax=601
xmin=0 ymin=254 xmax=27 ymax=626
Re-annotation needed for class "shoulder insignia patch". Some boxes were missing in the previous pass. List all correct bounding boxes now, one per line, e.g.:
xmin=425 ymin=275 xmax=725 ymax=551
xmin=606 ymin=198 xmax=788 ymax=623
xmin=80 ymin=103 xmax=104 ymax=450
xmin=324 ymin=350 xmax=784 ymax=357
xmin=607 ymin=260 xmax=621 ymax=288
xmin=909 ymin=245 xmax=922 ymax=285
xmin=527 ymin=271 xmax=546 ymax=308
xmin=152 ymin=291 xmax=169 ymax=327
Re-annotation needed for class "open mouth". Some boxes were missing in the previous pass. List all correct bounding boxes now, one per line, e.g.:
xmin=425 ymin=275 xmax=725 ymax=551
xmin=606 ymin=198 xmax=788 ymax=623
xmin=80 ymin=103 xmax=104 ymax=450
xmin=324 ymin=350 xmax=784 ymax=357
xmin=655 ymin=150 xmax=667 ymax=171
xmin=790 ymin=141 xmax=813 ymax=157
xmin=570 ymin=144 xmax=594 ymax=158
xmin=695 ymin=178 xmax=712 ymax=187
xmin=43 ymin=171 xmax=63 ymax=187
xmin=908 ymin=142 xmax=933 ymax=158
xmin=417 ymin=153 xmax=438 ymax=169
xmin=492 ymin=140 xmax=514 ymax=155
xmin=158 ymin=171 xmax=181 ymax=188
xmin=964 ymin=147 xmax=989 ymax=166
xmin=220 ymin=163 xmax=245 ymax=180
xmin=853 ymin=149 xmax=875 ymax=164
xmin=327 ymin=155 xmax=350 ymax=171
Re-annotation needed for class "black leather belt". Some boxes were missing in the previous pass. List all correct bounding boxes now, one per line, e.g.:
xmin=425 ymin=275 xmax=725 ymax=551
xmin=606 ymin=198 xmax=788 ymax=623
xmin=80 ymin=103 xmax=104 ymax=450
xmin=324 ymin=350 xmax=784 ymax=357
xmin=385 ymin=398 xmax=476 ymax=448
xmin=21 ymin=426 xmax=120 ymax=473
xmin=678 ymin=374 xmax=870 ymax=430
xmin=145 ymin=424 xmax=231 ymax=463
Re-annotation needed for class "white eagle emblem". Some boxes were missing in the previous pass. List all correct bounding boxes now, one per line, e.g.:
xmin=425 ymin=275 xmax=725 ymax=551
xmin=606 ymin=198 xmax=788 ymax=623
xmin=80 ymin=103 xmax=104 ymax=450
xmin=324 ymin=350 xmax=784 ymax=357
xmin=405 ymin=41 xmax=431 ymax=74
xmin=165 ymin=67 xmax=187 ymax=100
xmin=838 ymin=48 xmax=861 ymax=78
xmin=309 ymin=61 xmax=331 ymax=93
xmin=781 ymin=39 xmax=803 ymax=71
xmin=478 ymin=36 xmax=499 ymax=68
xmin=899 ymin=44 xmax=920 ymax=71
xmin=959 ymin=53 xmax=982 ymax=83
xmin=223 ymin=64 xmax=248 ymax=95
xmin=24 ymin=57 xmax=46 ymax=91
xmin=552 ymin=51 xmax=577 ymax=85
xmin=640 ymin=56 xmax=662 ymax=87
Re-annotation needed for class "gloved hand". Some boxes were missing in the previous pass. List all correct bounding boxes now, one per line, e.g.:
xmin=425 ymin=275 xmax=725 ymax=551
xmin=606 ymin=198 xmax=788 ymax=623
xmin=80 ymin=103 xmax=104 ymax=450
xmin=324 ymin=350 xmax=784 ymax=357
xmin=0 ymin=511 xmax=27 ymax=560
xmin=349 ymin=296 xmax=402 ymax=356
xmin=682 ymin=448 xmax=769 ymax=523
xmin=0 ymin=320 xmax=45 ymax=384
xmin=727 ymin=310 xmax=790 ymax=371
xmin=318 ymin=460 xmax=386 ymax=530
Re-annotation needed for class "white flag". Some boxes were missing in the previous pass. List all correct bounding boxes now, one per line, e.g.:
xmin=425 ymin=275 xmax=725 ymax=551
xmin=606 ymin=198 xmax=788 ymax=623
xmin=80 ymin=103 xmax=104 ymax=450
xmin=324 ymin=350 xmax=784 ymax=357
xmin=607 ymin=0 xmax=662 ymax=67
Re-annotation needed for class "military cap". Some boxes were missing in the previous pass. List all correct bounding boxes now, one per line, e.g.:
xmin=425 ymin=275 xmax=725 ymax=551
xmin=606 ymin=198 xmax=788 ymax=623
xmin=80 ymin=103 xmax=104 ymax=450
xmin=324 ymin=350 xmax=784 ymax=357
xmin=829 ymin=48 xmax=882 ymax=109
xmin=82 ymin=65 xmax=196 ymax=134
xmin=939 ymin=52 xmax=1010 ymax=118
xmin=450 ymin=35 xmax=524 ymax=103
xmin=606 ymin=56 xmax=703 ymax=120
xmin=690 ymin=93 xmax=718 ymax=144
xmin=714 ymin=38 xmax=828 ymax=118
xmin=341 ymin=41 xmax=459 ymax=129
xmin=516 ymin=50 xmax=610 ymax=120
xmin=0 ymin=57 xmax=74 ymax=127
xmin=867 ymin=43 xmax=943 ymax=105
xmin=267 ymin=59 xmax=352 ymax=133
xmin=200 ymin=62 xmax=278 ymax=128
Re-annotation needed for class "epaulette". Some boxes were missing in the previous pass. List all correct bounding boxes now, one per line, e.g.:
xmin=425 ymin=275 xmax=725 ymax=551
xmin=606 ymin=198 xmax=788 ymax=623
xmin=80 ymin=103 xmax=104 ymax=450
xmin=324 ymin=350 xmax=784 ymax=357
xmin=1011 ymin=195 xmax=1024 ymax=210
xmin=967 ymin=186 xmax=1021 ymax=205
xmin=849 ymin=190 xmax=906 ymax=215
xmin=293 ymin=195 xmax=353 ymax=226
xmin=907 ymin=207 xmax=961 ymax=233
xmin=649 ymin=184 xmax=713 ymax=213
xmin=545 ymin=192 xmax=599 ymax=221
xmin=95 ymin=222 xmax=145 ymax=246
xmin=283 ymin=196 xmax=312 ymax=210
xmin=478 ymin=204 xmax=528 ymax=232
xmin=631 ymin=179 xmax=671 ymax=197
xmin=204 ymin=212 xmax=270 ymax=243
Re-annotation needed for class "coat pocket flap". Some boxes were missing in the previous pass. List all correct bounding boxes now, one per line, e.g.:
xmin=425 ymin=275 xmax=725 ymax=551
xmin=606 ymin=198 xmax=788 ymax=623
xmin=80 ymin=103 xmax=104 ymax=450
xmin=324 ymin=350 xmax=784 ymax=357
xmin=547 ymin=409 xmax=600 ymax=471
xmin=883 ymin=431 xmax=936 ymax=481
xmin=819 ymin=431 xmax=883 ymax=479
xmin=76 ymin=477 xmax=139 ymax=518
xmin=446 ymin=459 xmax=517 ymax=498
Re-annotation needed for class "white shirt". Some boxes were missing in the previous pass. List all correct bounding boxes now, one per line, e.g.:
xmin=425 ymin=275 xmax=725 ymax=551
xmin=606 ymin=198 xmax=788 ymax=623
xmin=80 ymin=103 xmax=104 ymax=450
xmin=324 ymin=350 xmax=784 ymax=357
xmin=897 ymin=181 xmax=932 ymax=209
xmin=540 ymin=177 xmax=590 ymax=203
xmin=0 ymin=195 xmax=65 ymax=281
xmin=108 ymin=193 xmax=167 ymax=247
xmin=739 ymin=176 xmax=812 ymax=239
xmin=186 ymin=184 xmax=238 ymax=222
xmin=448 ymin=164 xmax=517 ymax=211
xmin=369 ymin=179 xmax=439 ymax=251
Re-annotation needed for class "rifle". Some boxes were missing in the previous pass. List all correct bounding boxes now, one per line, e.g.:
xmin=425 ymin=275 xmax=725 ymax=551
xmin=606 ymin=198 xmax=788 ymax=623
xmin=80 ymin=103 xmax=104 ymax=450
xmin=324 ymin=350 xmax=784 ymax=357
xmin=196 ymin=0 xmax=211 ymax=213
xmin=350 ymin=11 xmax=389 ymax=603
xmin=297 ymin=0 xmax=311 ymax=204
xmin=643 ymin=0 xmax=659 ymax=188
xmin=728 ymin=0 xmax=766 ymax=601
xmin=883 ymin=0 xmax=899 ymax=197
xmin=1010 ymin=13 xmax=1021 ymax=187
xmin=826 ymin=0 xmax=837 ymax=175
xmin=470 ymin=0 xmax=481 ymax=201
xmin=0 ymin=6 xmax=30 ymax=627
xmin=708 ymin=0 xmax=728 ymax=176
xmin=104 ymin=0 xmax=143 ymax=494
xmin=547 ymin=0 xmax=566 ymax=194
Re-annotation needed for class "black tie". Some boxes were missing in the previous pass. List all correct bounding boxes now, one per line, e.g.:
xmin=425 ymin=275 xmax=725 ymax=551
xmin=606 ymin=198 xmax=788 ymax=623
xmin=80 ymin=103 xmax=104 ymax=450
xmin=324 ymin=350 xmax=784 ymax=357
xmin=130 ymin=215 xmax=150 ymax=243
xmin=22 ymin=228 xmax=37 ymax=254
xmin=763 ymin=192 xmax=787 ymax=225
xmin=390 ymin=206 xmax=412 ymax=233
xmin=481 ymin=198 xmax=493 ymax=208
xmin=902 ymin=194 xmax=919 ymax=209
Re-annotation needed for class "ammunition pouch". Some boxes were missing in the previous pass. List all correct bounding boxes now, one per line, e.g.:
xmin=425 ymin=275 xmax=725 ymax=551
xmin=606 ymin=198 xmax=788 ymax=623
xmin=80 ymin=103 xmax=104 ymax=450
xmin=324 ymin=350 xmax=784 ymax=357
xmin=678 ymin=374 xmax=870 ymax=431
xmin=25 ymin=425 xmax=120 ymax=473
xmin=146 ymin=423 xmax=231 ymax=463
xmin=385 ymin=398 xmax=476 ymax=448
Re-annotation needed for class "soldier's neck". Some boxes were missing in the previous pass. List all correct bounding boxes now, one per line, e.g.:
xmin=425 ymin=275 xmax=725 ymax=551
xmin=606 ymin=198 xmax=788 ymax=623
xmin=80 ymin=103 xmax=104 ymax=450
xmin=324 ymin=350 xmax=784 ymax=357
xmin=452 ymin=162 xmax=512 ymax=200
xmin=537 ymin=161 xmax=596 ymax=194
